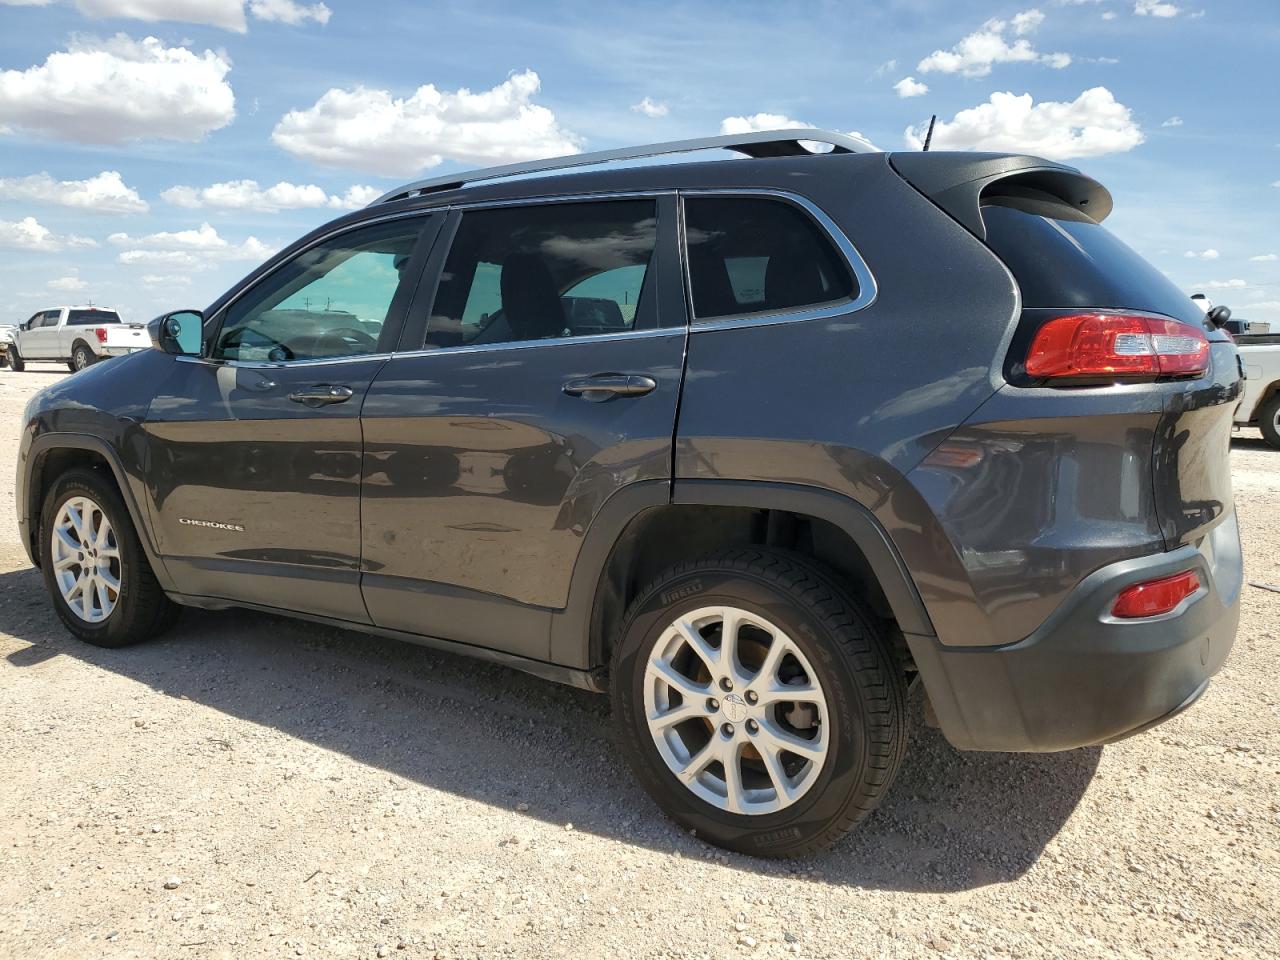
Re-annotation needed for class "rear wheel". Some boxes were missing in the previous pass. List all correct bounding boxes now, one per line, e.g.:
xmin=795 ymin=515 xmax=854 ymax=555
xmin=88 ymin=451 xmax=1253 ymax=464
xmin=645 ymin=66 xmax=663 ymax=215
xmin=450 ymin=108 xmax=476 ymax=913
xmin=71 ymin=342 xmax=95 ymax=372
xmin=1260 ymin=394 xmax=1280 ymax=451
xmin=611 ymin=549 xmax=908 ymax=857
xmin=39 ymin=468 xmax=179 ymax=647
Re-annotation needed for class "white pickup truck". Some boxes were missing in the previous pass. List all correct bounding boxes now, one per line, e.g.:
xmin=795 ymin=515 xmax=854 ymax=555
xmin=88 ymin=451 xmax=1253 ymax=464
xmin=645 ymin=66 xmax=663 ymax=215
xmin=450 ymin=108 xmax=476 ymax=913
xmin=1235 ymin=330 xmax=1280 ymax=449
xmin=7 ymin=306 xmax=150 ymax=372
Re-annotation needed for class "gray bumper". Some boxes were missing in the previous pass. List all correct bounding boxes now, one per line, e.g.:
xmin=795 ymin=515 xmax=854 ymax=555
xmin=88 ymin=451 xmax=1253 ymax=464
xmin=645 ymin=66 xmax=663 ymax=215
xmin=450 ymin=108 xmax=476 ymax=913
xmin=908 ymin=509 xmax=1243 ymax=752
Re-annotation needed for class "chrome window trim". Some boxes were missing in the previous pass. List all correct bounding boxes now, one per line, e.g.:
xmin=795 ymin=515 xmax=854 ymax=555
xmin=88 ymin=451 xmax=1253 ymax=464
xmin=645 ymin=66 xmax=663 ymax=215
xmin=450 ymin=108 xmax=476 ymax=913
xmin=201 ymin=208 xmax=444 ymax=367
xmin=175 ymin=352 xmax=393 ymax=369
xmin=678 ymin=188 xmax=878 ymax=333
xmin=451 ymin=189 xmax=672 ymax=212
xmin=389 ymin=325 xmax=682 ymax=361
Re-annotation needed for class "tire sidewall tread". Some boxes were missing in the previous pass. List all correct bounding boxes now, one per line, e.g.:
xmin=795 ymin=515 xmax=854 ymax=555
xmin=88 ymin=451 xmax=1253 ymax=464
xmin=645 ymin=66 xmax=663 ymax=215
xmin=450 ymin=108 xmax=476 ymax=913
xmin=610 ymin=548 xmax=908 ymax=857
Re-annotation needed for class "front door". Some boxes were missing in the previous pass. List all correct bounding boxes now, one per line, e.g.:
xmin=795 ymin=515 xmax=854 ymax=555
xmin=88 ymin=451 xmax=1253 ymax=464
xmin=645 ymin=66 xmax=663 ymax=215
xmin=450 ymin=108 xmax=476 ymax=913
xmin=22 ymin=310 xmax=60 ymax=358
xmin=359 ymin=197 xmax=686 ymax=659
xmin=143 ymin=213 xmax=441 ymax=621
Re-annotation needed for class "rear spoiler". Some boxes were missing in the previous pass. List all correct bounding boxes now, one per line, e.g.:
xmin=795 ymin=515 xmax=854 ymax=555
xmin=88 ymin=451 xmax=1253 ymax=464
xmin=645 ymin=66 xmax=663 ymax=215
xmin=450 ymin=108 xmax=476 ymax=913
xmin=888 ymin=152 xmax=1113 ymax=241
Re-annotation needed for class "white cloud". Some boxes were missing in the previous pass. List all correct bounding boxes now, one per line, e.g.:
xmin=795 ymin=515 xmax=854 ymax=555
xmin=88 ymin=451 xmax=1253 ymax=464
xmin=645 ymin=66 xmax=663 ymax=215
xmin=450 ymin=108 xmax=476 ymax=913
xmin=0 ymin=170 xmax=148 ymax=213
xmin=1011 ymin=9 xmax=1046 ymax=33
xmin=110 ymin=222 xmax=277 ymax=266
xmin=1162 ymin=116 xmax=1183 ymax=127
xmin=631 ymin=96 xmax=669 ymax=118
xmin=1194 ymin=278 xmax=1247 ymax=289
xmin=271 ymin=70 xmax=582 ymax=177
xmin=74 ymin=0 xmax=247 ymax=31
xmin=917 ymin=11 xmax=1071 ymax=77
xmin=1245 ymin=300 xmax=1280 ymax=310
xmin=1102 ymin=10 xmax=1117 ymax=18
xmin=139 ymin=273 xmax=192 ymax=285
xmin=1184 ymin=248 xmax=1219 ymax=260
xmin=903 ymin=87 xmax=1143 ymax=160
xmin=248 ymin=0 xmax=330 ymax=25
xmin=0 ymin=35 xmax=235 ymax=144
xmin=48 ymin=275 xmax=88 ymax=292
xmin=161 ymin=179 xmax=377 ymax=212
xmin=893 ymin=76 xmax=929 ymax=98
xmin=720 ymin=113 xmax=807 ymax=134
xmin=1272 ymin=180 xmax=1280 ymax=188
xmin=1249 ymin=254 xmax=1278 ymax=262
xmin=871 ymin=58 xmax=897 ymax=78
xmin=1135 ymin=0 xmax=1180 ymax=16
xmin=67 ymin=234 xmax=99 ymax=248
xmin=0 ymin=216 xmax=65 ymax=251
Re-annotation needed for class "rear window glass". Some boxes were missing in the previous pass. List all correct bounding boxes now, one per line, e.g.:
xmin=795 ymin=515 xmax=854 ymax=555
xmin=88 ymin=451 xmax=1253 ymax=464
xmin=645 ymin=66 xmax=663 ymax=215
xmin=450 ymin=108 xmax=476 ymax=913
xmin=684 ymin=197 xmax=854 ymax=321
xmin=982 ymin=200 xmax=1198 ymax=321
xmin=68 ymin=309 xmax=120 ymax=325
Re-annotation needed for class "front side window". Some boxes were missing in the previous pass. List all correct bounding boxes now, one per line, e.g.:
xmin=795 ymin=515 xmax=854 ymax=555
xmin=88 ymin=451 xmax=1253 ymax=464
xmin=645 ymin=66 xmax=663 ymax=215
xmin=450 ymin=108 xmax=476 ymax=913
xmin=426 ymin=200 xmax=657 ymax=349
xmin=213 ymin=218 xmax=427 ymax=362
xmin=684 ymin=196 xmax=854 ymax=321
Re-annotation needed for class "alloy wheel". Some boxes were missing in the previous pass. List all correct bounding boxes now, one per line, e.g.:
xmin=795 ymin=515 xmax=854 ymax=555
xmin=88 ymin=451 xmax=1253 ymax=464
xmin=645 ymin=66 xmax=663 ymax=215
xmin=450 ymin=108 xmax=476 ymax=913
xmin=643 ymin=605 xmax=830 ymax=815
xmin=50 ymin=495 xmax=121 ymax=623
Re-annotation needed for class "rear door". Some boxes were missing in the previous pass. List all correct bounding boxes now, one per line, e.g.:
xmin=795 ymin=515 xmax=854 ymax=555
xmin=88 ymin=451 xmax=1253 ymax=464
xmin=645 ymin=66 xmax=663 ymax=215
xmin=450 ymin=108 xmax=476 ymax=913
xmin=143 ymin=213 xmax=442 ymax=621
xmin=359 ymin=195 xmax=686 ymax=659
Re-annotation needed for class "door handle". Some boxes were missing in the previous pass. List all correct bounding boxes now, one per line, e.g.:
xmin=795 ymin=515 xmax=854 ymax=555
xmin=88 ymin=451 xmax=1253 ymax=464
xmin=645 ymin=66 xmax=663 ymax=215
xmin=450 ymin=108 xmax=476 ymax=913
xmin=562 ymin=374 xmax=658 ymax=402
xmin=288 ymin=385 xmax=354 ymax=407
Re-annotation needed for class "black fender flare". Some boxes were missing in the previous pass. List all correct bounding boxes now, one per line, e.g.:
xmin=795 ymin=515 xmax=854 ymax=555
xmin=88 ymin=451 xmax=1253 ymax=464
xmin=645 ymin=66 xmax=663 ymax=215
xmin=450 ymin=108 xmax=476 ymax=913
xmin=548 ymin=478 xmax=935 ymax=671
xmin=20 ymin=432 xmax=174 ymax=589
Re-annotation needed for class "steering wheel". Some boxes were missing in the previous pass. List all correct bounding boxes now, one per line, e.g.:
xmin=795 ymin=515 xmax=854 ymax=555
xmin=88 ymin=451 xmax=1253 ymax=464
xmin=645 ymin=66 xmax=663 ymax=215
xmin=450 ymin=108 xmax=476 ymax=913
xmin=219 ymin=326 xmax=294 ymax=361
xmin=315 ymin=327 xmax=379 ymax=354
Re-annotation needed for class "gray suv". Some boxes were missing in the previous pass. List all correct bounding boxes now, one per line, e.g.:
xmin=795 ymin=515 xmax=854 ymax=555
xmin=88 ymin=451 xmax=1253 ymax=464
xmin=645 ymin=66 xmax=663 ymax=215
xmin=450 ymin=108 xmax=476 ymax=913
xmin=15 ymin=130 xmax=1243 ymax=856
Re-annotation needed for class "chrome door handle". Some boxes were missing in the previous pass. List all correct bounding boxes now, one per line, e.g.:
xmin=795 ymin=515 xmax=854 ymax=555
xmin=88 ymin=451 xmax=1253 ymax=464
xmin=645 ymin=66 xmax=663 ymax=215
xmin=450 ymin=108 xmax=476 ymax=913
xmin=562 ymin=374 xmax=658 ymax=402
xmin=288 ymin=385 xmax=354 ymax=407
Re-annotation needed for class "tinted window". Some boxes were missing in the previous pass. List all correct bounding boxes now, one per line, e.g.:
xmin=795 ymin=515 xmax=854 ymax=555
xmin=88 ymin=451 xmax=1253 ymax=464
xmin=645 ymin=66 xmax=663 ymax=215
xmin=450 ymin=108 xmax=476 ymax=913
xmin=426 ymin=200 xmax=657 ymax=349
xmin=39 ymin=311 xmax=60 ymax=327
xmin=68 ymin=310 xmax=121 ymax=325
xmin=214 ymin=218 xmax=426 ymax=362
xmin=982 ymin=199 xmax=1201 ymax=321
xmin=684 ymin=197 xmax=854 ymax=320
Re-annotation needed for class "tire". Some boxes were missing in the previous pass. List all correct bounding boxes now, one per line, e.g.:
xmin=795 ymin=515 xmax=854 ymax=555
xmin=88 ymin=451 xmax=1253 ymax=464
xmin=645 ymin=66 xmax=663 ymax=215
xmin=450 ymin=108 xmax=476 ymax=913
xmin=611 ymin=548 xmax=908 ymax=857
xmin=1260 ymin=394 xmax=1280 ymax=451
xmin=71 ymin=342 xmax=95 ymax=372
xmin=8 ymin=344 xmax=24 ymax=372
xmin=39 ymin=467 xmax=179 ymax=648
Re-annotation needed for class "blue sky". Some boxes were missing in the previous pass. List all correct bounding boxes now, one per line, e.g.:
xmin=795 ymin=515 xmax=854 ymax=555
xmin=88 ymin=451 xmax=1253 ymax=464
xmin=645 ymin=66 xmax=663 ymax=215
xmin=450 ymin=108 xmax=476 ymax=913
xmin=1 ymin=0 xmax=1277 ymax=325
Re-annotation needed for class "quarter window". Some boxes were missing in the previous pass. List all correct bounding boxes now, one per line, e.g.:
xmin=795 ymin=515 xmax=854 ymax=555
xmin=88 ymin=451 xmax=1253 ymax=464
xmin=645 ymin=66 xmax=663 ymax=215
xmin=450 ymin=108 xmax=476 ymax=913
xmin=683 ymin=196 xmax=854 ymax=321
xmin=213 ymin=218 xmax=428 ymax=362
xmin=426 ymin=200 xmax=657 ymax=349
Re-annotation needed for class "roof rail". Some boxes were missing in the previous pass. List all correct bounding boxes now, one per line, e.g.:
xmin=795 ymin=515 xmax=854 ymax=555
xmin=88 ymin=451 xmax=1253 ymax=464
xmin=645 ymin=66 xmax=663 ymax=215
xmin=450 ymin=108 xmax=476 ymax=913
xmin=370 ymin=128 xmax=875 ymax=205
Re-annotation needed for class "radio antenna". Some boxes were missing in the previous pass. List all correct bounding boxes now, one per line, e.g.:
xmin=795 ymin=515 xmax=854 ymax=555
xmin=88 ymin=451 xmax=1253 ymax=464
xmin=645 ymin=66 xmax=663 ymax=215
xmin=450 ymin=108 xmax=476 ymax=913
xmin=922 ymin=114 xmax=937 ymax=152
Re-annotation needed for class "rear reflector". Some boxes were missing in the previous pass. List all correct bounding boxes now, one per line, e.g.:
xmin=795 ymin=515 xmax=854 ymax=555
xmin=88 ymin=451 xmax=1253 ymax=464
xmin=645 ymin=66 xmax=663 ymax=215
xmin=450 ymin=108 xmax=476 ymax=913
xmin=93 ymin=327 xmax=108 ymax=344
xmin=1111 ymin=570 xmax=1201 ymax=618
xmin=1025 ymin=314 xmax=1209 ymax=381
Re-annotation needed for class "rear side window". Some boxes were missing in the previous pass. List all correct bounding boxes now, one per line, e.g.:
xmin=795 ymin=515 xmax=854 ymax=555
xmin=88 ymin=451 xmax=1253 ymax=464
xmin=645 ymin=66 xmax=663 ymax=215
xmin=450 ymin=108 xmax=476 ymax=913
xmin=684 ymin=197 xmax=854 ymax=321
xmin=68 ymin=310 xmax=120 ymax=325
xmin=982 ymin=198 xmax=1199 ymax=321
xmin=426 ymin=199 xmax=657 ymax=349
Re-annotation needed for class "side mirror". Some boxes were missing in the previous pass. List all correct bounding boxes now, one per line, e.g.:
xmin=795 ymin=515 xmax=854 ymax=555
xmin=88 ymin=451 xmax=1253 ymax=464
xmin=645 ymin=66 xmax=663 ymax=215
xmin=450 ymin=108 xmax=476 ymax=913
xmin=149 ymin=309 xmax=203 ymax=356
xmin=1205 ymin=305 xmax=1231 ymax=330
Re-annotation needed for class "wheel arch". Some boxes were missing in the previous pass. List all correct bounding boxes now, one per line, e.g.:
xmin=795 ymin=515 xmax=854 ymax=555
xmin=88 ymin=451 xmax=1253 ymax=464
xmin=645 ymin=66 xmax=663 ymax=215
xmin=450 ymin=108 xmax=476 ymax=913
xmin=21 ymin=434 xmax=170 ymax=588
xmin=548 ymin=479 xmax=935 ymax=679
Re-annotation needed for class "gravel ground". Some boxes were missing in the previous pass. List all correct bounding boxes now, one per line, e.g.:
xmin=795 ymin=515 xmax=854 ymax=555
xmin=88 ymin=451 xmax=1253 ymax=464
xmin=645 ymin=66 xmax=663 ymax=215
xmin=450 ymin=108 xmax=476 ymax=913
xmin=1 ymin=364 xmax=1277 ymax=960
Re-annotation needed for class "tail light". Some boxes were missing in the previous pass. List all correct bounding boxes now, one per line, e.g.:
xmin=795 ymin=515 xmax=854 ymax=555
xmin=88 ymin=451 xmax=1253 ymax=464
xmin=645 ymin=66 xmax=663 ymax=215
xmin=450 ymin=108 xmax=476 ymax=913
xmin=1024 ymin=314 xmax=1209 ymax=382
xmin=93 ymin=327 xmax=108 ymax=344
xmin=1112 ymin=569 xmax=1201 ymax=618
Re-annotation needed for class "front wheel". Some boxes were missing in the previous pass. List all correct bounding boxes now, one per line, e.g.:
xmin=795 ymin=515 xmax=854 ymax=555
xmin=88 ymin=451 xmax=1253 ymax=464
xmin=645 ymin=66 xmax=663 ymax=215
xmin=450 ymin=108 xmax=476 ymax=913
xmin=611 ymin=549 xmax=908 ymax=857
xmin=1259 ymin=394 xmax=1280 ymax=451
xmin=71 ymin=343 xmax=95 ymax=372
xmin=39 ymin=468 xmax=179 ymax=647
xmin=8 ymin=345 xmax=24 ymax=371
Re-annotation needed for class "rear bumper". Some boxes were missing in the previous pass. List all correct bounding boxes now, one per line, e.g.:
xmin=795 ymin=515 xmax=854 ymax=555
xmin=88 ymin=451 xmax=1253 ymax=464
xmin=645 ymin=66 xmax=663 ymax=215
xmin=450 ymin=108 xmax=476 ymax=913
xmin=908 ymin=509 xmax=1242 ymax=752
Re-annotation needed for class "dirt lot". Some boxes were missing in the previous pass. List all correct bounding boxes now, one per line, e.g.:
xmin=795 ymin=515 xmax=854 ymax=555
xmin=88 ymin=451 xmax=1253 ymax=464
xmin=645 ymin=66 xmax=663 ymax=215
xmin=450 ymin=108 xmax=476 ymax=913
xmin=1 ymin=363 xmax=1277 ymax=960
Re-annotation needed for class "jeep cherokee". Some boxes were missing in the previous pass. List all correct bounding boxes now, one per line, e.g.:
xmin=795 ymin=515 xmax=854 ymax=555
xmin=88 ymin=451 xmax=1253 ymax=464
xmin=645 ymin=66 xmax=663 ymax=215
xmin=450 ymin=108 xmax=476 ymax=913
xmin=15 ymin=129 xmax=1244 ymax=856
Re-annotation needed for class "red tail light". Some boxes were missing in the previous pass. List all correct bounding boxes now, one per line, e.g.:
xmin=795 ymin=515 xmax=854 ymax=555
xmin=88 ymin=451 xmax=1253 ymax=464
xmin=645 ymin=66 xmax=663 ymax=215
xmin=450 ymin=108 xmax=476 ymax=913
xmin=1025 ymin=314 xmax=1209 ymax=381
xmin=93 ymin=327 xmax=108 ymax=344
xmin=1111 ymin=570 xmax=1201 ymax=618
